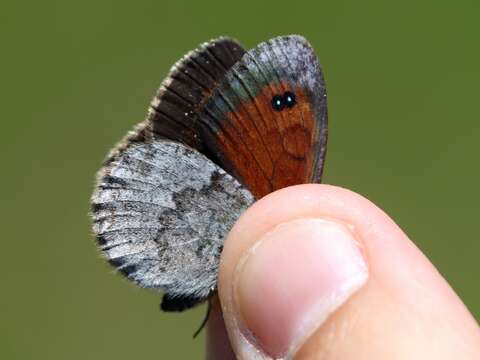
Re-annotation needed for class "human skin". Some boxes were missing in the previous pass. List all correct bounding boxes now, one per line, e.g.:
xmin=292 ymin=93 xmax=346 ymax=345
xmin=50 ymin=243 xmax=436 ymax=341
xmin=206 ymin=184 xmax=480 ymax=359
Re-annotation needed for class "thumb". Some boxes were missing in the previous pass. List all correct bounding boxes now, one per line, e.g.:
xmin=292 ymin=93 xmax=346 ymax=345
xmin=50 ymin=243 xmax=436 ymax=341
xmin=211 ymin=184 xmax=480 ymax=359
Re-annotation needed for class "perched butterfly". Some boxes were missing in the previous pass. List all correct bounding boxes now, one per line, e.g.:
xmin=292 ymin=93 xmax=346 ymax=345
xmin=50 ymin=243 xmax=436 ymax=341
xmin=91 ymin=35 xmax=328 ymax=313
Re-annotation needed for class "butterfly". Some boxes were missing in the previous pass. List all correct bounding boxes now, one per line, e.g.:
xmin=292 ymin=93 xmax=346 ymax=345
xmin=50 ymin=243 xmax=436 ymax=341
xmin=91 ymin=35 xmax=328 ymax=313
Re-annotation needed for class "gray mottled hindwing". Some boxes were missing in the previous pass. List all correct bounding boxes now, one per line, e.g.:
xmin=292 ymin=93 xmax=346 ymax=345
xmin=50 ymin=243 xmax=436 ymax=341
xmin=91 ymin=140 xmax=254 ymax=303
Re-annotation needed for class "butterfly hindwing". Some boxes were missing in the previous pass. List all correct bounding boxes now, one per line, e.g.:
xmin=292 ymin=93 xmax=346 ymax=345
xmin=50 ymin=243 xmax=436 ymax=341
xmin=92 ymin=140 xmax=254 ymax=303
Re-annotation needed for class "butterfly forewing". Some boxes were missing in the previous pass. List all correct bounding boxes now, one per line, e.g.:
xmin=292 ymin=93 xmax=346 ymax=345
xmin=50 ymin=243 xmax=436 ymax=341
xmin=198 ymin=35 xmax=328 ymax=198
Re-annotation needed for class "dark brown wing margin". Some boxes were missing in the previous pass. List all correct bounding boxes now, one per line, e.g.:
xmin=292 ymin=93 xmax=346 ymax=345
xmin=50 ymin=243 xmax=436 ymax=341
xmin=147 ymin=37 xmax=246 ymax=150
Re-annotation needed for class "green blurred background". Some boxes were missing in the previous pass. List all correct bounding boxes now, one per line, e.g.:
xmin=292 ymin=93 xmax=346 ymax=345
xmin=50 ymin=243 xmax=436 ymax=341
xmin=2 ymin=0 xmax=479 ymax=358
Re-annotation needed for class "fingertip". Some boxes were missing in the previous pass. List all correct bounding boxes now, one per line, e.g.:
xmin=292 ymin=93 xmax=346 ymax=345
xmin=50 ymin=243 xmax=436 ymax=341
xmin=235 ymin=218 xmax=368 ymax=357
xmin=218 ymin=185 xmax=373 ymax=358
xmin=216 ymin=184 xmax=480 ymax=359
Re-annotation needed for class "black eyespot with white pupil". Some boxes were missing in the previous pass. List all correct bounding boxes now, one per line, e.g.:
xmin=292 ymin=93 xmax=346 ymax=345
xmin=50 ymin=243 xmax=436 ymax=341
xmin=271 ymin=91 xmax=297 ymax=111
xmin=271 ymin=95 xmax=284 ymax=111
xmin=284 ymin=91 xmax=296 ymax=108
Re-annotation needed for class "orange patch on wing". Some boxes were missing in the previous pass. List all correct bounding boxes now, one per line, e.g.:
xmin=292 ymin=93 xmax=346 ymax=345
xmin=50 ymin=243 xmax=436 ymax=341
xmin=216 ymin=82 xmax=317 ymax=198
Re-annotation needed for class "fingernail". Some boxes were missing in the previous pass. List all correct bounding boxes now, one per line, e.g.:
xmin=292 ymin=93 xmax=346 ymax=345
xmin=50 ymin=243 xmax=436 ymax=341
xmin=233 ymin=218 xmax=368 ymax=359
